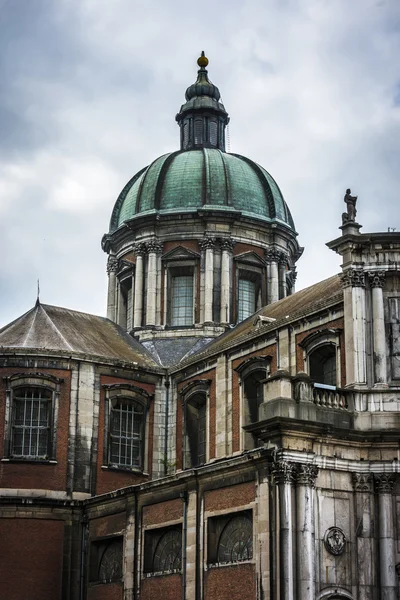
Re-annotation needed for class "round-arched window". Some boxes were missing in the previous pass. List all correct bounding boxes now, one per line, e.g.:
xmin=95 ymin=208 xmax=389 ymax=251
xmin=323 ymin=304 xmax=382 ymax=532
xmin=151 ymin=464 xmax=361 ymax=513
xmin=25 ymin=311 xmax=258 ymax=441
xmin=217 ymin=515 xmax=253 ymax=563
xmin=153 ymin=528 xmax=182 ymax=572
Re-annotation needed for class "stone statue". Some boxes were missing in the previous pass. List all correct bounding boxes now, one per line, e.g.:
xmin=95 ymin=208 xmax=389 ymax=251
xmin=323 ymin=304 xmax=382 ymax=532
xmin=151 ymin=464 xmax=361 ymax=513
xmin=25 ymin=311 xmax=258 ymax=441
xmin=342 ymin=188 xmax=358 ymax=224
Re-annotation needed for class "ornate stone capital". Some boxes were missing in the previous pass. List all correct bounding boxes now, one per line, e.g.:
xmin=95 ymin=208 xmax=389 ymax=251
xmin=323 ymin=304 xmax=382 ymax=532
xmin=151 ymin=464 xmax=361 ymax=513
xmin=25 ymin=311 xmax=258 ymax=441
xmin=199 ymin=237 xmax=216 ymax=251
xmin=296 ymin=463 xmax=319 ymax=487
xmin=340 ymin=268 xmax=365 ymax=288
xmin=278 ymin=251 xmax=288 ymax=266
xmin=146 ymin=238 xmax=163 ymax=253
xmin=375 ymin=473 xmax=396 ymax=494
xmin=368 ymin=271 xmax=385 ymax=288
xmin=265 ymin=247 xmax=280 ymax=263
xmin=352 ymin=472 xmax=373 ymax=492
xmin=220 ymin=237 xmax=236 ymax=252
xmin=272 ymin=460 xmax=296 ymax=485
xmin=107 ymin=256 xmax=119 ymax=273
xmin=133 ymin=242 xmax=146 ymax=257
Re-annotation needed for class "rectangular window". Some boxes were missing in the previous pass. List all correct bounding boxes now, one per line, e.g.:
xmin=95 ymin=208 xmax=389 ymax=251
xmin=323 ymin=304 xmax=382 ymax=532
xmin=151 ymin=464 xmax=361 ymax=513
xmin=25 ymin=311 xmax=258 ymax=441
xmin=110 ymin=400 xmax=144 ymax=468
xmin=12 ymin=387 xmax=51 ymax=458
xmin=171 ymin=275 xmax=193 ymax=326
xmin=238 ymin=279 xmax=256 ymax=322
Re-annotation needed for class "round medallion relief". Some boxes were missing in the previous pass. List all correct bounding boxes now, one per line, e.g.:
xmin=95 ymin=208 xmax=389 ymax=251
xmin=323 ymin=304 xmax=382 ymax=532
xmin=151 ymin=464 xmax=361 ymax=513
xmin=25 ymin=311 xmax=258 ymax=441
xmin=324 ymin=527 xmax=346 ymax=556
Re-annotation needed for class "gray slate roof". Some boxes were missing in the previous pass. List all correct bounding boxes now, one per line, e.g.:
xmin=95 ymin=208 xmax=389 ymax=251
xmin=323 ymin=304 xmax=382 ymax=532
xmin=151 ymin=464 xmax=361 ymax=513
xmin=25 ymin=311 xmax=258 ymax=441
xmin=0 ymin=302 xmax=160 ymax=369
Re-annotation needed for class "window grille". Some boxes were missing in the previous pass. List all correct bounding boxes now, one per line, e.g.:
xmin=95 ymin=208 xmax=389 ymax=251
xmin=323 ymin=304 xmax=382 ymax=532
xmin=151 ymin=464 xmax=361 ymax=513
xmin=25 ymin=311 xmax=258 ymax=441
xmin=194 ymin=119 xmax=203 ymax=145
xmin=217 ymin=515 xmax=253 ymax=563
xmin=11 ymin=387 xmax=51 ymax=458
xmin=183 ymin=121 xmax=189 ymax=148
xmin=238 ymin=279 xmax=256 ymax=322
xmin=171 ymin=275 xmax=193 ymax=326
xmin=126 ymin=285 xmax=133 ymax=331
xmin=98 ymin=539 xmax=123 ymax=582
xmin=209 ymin=120 xmax=218 ymax=146
xmin=153 ymin=529 xmax=182 ymax=572
xmin=110 ymin=400 xmax=144 ymax=468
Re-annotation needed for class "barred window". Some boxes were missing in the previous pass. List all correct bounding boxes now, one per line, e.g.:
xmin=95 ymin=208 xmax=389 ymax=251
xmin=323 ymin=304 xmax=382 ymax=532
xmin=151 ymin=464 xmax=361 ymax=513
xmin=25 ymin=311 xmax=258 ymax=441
xmin=171 ymin=275 xmax=193 ymax=326
xmin=153 ymin=529 xmax=182 ymax=572
xmin=217 ymin=514 xmax=253 ymax=563
xmin=110 ymin=400 xmax=144 ymax=468
xmin=11 ymin=386 xmax=51 ymax=458
xmin=238 ymin=278 xmax=256 ymax=322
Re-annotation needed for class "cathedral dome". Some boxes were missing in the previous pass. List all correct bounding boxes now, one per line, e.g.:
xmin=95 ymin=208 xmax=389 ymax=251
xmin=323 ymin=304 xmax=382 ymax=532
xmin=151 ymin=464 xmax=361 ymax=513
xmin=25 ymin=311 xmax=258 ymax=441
xmin=109 ymin=149 xmax=296 ymax=233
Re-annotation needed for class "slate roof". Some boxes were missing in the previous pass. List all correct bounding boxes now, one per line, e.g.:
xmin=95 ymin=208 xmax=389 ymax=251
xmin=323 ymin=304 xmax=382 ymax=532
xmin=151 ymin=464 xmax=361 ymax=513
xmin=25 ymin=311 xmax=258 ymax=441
xmin=0 ymin=302 xmax=161 ymax=370
xmin=173 ymin=274 xmax=343 ymax=369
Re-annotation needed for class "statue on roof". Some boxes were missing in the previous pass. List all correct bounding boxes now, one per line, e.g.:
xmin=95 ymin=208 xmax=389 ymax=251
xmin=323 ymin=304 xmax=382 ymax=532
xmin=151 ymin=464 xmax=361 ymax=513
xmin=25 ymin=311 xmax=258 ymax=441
xmin=342 ymin=188 xmax=358 ymax=224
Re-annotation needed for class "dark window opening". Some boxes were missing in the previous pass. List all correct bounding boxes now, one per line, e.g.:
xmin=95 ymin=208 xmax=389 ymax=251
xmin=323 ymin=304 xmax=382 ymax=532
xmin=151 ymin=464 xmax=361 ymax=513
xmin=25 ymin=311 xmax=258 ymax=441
xmin=184 ymin=393 xmax=206 ymax=468
xmin=144 ymin=526 xmax=182 ymax=575
xmin=309 ymin=345 xmax=337 ymax=386
xmin=89 ymin=537 xmax=123 ymax=583
xmin=243 ymin=370 xmax=265 ymax=450
xmin=208 ymin=510 xmax=253 ymax=566
xmin=110 ymin=399 xmax=144 ymax=468
xmin=11 ymin=386 xmax=51 ymax=459
xmin=171 ymin=274 xmax=194 ymax=326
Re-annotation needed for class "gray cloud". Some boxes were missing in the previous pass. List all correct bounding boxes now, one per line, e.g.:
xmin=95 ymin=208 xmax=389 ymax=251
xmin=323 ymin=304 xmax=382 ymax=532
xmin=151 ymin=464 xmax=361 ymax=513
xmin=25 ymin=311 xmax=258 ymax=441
xmin=1 ymin=0 xmax=400 ymax=326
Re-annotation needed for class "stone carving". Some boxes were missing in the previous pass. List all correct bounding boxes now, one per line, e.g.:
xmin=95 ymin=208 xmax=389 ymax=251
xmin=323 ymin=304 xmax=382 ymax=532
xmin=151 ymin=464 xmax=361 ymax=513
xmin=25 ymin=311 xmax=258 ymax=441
xmin=133 ymin=242 xmax=146 ymax=256
xmin=340 ymin=269 xmax=365 ymax=288
xmin=368 ymin=271 xmax=385 ymax=288
xmin=278 ymin=251 xmax=288 ymax=266
xmin=265 ymin=247 xmax=281 ymax=262
xmin=106 ymin=256 xmax=119 ymax=273
xmin=375 ymin=473 xmax=396 ymax=494
xmin=293 ymin=379 xmax=312 ymax=403
xmin=220 ymin=237 xmax=236 ymax=252
xmin=272 ymin=460 xmax=296 ymax=484
xmin=324 ymin=527 xmax=346 ymax=556
xmin=146 ymin=238 xmax=163 ymax=253
xmin=199 ymin=237 xmax=216 ymax=250
xmin=342 ymin=188 xmax=358 ymax=224
xmin=352 ymin=472 xmax=373 ymax=492
xmin=296 ymin=463 xmax=319 ymax=487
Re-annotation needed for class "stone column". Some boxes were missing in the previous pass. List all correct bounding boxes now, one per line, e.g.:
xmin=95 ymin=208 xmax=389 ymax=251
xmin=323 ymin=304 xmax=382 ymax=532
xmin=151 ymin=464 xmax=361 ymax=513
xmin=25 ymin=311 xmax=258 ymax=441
xmin=295 ymin=463 xmax=318 ymax=600
xmin=133 ymin=243 xmax=145 ymax=329
xmin=145 ymin=239 xmax=162 ymax=328
xmin=200 ymin=237 xmax=215 ymax=324
xmin=220 ymin=238 xmax=235 ymax=325
xmin=340 ymin=269 xmax=367 ymax=385
xmin=352 ymin=473 xmax=375 ymax=599
xmin=375 ymin=474 xmax=397 ymax=600
xmin=266 ymin=248 xmax=280 ymax=303
xmin=155 ymin=242 xmax=163 ymax=326
xmin=273 ymin=459 xmax=295 ymax=600
xmin=106 ymin=255 xmax=119 ymax=322
xmin=368 ymin=272 xmax=387 ymax=386
xmin=279 ymin=252 xmax=288 ymax=300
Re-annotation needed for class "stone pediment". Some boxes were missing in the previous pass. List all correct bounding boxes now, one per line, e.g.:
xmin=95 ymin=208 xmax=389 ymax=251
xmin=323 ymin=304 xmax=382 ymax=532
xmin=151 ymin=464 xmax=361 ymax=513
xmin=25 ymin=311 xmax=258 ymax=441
xmin=234 ymin=251 xmax=266 ymax=267
xmin=162 ymin=245 xmax=200 ymax=261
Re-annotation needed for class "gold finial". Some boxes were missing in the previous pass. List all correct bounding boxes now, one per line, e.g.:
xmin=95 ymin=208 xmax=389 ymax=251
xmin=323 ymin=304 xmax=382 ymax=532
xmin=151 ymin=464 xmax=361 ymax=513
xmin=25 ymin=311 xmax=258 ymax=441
xmin=197 ymin=51 xmax=209 ymax=68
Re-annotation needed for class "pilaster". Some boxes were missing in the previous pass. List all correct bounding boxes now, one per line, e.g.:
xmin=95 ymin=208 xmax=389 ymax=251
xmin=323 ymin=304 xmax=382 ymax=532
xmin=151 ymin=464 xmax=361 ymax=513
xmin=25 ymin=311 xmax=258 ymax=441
xmin=200 ymin=237 xmax=215 ymax=324
xmin=133 ymin=243 xmax=145 ymax=329
xmin=265 ymin=248 xmax=280 ymax=304
xmin=106 ymin=255 xmax=119 ymax=322
xmin=273 ymin=459 xmax=296 ymax=600
xmin=295 ymin=463 xmax=318 ymax=600
xmin=352 ymin=473 xmax=375 ymax=599
xmin=340 ymin=268 xmax=367 ymax=386
xmin=220 ymin=237 xmax=235 ymax=325
xmin=375 ymin=473 xmax=397 ymax=600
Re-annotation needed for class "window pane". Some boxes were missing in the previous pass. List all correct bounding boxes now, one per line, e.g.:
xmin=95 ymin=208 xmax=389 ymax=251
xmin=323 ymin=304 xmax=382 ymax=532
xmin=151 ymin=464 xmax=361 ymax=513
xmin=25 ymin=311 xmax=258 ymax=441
xmin=110 ymin=401 xmax=143 ymax=468
xmin=238 ymin=279 xmax=256 ymax=322
xmin=171 ymin=275 xmax=193 ymax=326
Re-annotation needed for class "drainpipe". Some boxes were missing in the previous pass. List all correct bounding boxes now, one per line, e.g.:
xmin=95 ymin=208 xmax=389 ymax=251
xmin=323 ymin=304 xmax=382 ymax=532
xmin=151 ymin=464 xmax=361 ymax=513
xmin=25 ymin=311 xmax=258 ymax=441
xmin=180 ymin=490 xmax=188 ymax=600
xmin=133 ymin=490 xmax=139 ymax=600
xmin=164 ymin=377 xmax=170 ymax=475
xmin=80 ymin=513 xmax=88 ymax=600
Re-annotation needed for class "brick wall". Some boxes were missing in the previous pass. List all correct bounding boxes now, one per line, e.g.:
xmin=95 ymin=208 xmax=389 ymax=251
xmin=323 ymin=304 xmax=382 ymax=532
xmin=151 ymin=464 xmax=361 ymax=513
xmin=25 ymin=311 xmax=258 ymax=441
xmin=205 ymin=481 xmax=256 ymax=512
xmin=142 ymin=498 xmax=182 ymax=526
xmin=205 ymin=564 xmax=256 ymax=600
xmin=87 ymin=583 xmax=123 ymax=600
xmin=0 ymin=518 xmax=64 ymax=600
xmin=141 ymin=574 xmax=182 ymax=600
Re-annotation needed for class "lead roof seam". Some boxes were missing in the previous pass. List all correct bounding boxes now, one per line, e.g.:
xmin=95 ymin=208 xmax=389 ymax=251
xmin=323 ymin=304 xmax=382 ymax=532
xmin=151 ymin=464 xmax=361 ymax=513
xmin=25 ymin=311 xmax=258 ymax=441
xmin=40 ymin=306 xmax=74 ymax=351
xmin=22 ymin=308 xmax=39 ymax=347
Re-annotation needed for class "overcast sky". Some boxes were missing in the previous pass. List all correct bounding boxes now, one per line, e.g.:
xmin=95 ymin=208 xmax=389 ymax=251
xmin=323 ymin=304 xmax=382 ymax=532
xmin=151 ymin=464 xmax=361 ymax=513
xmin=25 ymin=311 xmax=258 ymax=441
xmin=1 ymin=0 xmax=399 ymax=327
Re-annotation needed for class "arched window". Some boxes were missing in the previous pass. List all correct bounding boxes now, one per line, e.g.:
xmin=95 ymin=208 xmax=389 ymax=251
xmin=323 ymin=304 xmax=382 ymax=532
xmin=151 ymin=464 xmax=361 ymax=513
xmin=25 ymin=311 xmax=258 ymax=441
xmin=98 ymin=539 xmax=123 ymax=582
xmin=217 ymin=514 xmax=253 ymax=564
xmin=236 ymin=357 xmax=270 ymax=450
xmin=153 ymin=528 xmax=182 ymax=572
xmin=184 ymin=393 xmax=207 ymax=468
xmin=309 ymin=345 xmax=337 ymax=386
xmin=110 ymin=399 xmax=144 ymax=468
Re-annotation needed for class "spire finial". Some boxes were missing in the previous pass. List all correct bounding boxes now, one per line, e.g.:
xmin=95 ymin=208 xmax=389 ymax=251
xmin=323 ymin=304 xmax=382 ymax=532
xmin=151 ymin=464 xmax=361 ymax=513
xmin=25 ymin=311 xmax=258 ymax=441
xmin=197 ymin=51 xmax=209 ymax=69
xmin=36 ymin=279 xmax=40 ymax=307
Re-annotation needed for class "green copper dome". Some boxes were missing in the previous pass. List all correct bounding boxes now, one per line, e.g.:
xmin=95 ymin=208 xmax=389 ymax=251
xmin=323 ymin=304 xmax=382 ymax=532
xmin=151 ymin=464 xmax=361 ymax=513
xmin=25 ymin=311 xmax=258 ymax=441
xmin=109 ymin=149 xmax=296 ymax=233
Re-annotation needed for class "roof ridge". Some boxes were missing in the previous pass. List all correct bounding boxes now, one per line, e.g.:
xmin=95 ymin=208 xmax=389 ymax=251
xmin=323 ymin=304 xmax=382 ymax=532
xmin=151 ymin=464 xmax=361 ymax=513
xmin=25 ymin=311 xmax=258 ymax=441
xmin=39 ymin=305 xmax=74 ymax=350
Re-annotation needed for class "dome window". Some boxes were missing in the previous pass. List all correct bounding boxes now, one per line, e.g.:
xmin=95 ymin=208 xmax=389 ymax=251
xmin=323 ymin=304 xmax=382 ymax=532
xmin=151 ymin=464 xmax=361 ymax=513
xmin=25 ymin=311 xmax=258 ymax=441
xmin=170 ymin=273 xmax=194 ymax=327
xmin=194 ymin=119 xmax=203 ymax=145
xmin=209 ymin=120 xmax=218 ymax=146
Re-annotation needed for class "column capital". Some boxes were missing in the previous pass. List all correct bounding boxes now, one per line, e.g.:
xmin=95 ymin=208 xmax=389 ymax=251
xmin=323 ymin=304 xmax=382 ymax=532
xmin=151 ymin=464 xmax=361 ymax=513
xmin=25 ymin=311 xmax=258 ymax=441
xmin=146 ymin=238 xmax=163 ymax=254
xmin=278 ymin=251 xmax=288 ymax=266
xmin=368 ymin=271 xmax=386 ymax=288
xmin=340 ymin=268 xmax=365 ymax=288
xmin=352 ymin=472 xmax=373 ymax=492
xmin=220 ymin=237 xmax=236 ymax=252
xmin=272 ymin=459 xmax=296 ymax=485
xmin=265 ymin=247 xmax=280 ymax=263
xmin=199 ymin=236 xmax=216 ymax=251
xmin=107 ymin=256 xmax=119 ymax=273
xmin=375 ymin=473 xmax=396 ymax=494
xmin=133 ymin=242 xmax=146 ymax=257
xmin=295 ymin=463 xmax=319 ymax=487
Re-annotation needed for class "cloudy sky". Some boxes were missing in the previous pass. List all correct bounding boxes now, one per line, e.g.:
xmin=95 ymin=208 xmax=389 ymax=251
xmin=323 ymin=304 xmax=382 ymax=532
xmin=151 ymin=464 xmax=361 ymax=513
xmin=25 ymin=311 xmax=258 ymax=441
xmin=1 ymin=0 xmax=399 ymax=327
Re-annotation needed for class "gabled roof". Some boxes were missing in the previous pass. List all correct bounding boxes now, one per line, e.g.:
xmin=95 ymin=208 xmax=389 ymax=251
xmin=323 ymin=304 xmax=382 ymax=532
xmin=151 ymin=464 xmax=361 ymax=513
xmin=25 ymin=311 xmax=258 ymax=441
xmin=0 ymin=302 xmax=161 ymax=370
xmin=174 ymin=274 xmax=343 ymax=369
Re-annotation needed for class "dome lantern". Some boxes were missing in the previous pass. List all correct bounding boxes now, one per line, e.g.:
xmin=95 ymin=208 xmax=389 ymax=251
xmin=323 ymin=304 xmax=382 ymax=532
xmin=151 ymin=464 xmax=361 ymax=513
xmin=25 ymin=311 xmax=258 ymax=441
xmin=175 ymin=52 xmax=229 ymax=151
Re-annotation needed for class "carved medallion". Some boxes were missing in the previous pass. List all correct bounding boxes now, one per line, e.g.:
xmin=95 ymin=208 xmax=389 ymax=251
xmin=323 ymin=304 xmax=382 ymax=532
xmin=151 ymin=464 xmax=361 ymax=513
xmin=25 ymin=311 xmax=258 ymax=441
xmin=324 ymin=527 xmax=346 ymax=556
